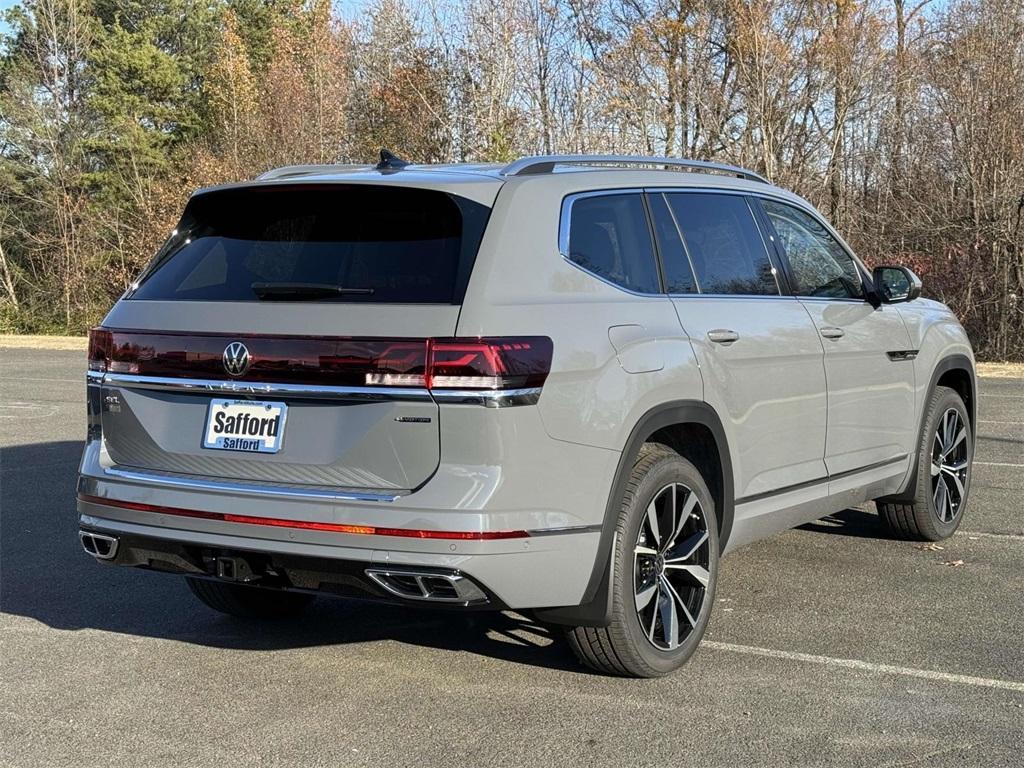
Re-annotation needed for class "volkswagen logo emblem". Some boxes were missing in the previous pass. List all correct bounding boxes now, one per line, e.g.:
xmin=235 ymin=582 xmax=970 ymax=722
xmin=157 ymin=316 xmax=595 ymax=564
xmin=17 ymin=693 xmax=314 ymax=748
xmin=222 ymin=341 xmax=250 ymax=377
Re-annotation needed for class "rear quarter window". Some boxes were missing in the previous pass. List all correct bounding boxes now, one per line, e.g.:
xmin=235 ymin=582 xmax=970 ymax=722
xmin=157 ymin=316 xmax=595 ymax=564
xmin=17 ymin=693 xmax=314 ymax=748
xmin=131 ymin=185 xmax=490 ymax=304
xmin=562 ymin=193 xmax=661 ymax=294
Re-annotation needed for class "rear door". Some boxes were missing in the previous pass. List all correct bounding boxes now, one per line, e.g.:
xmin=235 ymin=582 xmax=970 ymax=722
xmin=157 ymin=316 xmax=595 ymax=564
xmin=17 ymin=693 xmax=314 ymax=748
xmin=96 ymin=183 xmax=491 ymax=492
xmin=756 ymin=197 xmax=916 ymax=477
xmin=649 ymin=191 xmax=829 ymax=501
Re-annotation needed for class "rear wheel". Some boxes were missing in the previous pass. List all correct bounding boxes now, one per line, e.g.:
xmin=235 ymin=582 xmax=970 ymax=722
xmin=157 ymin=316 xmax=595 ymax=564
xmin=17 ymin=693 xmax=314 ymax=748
xmin=186 ymin=577 xmax=315 ymax=619
xmin=566 ymin=445 xmax=719 ymax=678
xmin=877 ymin=385 xmax=972 ymax=540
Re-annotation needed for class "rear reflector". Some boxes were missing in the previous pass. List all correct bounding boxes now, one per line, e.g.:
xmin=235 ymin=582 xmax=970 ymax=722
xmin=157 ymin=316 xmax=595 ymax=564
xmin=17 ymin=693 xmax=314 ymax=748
xmin=77 ymin=494 xmax=531 ymax=540
xmin=86 ymin=330 xmax=552 ymax=393
xmin=88 ymin=328 xmax=113 ymax=372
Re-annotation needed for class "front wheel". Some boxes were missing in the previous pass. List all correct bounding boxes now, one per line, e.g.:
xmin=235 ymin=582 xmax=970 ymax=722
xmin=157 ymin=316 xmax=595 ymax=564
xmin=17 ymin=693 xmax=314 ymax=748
xmin=566 ymin=445 xmax=719 ymax=678
xmin=877 ymin=385 xmax=973 ymax=541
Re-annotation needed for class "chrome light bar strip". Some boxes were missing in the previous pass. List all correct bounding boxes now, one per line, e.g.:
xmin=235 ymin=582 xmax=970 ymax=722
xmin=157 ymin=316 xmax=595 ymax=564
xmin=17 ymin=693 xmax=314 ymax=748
xmin=101 ymin=373 xmax=432 ymax=402
xmin=431 ymin=388 xmax=542 ymax=407
xmin=103 ymin=466 xmax=405 ymax=502
xmin=99 ymin=373 xmax=541 ymax=407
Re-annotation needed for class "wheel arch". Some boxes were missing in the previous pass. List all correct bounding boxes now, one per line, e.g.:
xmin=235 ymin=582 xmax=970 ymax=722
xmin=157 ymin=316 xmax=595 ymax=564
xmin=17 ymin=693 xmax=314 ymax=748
xmin=534 ymin=400 xmax=734 ymax=627
xmin=935 ymin=364 xmax=976 ymax=433
xmin=882 ymin=353 xmax=976 ymax=503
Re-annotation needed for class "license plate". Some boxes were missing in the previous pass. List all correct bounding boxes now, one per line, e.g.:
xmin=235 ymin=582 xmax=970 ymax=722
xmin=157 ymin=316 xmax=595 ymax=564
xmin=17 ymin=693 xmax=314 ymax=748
xmin=203 ymin=398 xmax=287 ymax=454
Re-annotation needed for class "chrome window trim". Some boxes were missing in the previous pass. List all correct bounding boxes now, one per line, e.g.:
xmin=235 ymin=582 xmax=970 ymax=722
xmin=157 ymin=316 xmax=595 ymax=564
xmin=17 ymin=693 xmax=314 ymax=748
xmin=666 ymin=293 xmax=800 ymax=301
xmin=646 ymin=186 xmax=819 ymax=223
xmin=559 ymin=258 xmax=667 ymax=299
xmin=102 ymin=466 xmax=405 ymax=502
xmin=796 ymin=296 xmax=872 ymax=305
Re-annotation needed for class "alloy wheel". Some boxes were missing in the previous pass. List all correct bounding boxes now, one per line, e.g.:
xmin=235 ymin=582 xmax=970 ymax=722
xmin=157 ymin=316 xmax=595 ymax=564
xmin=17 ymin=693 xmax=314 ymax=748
xmin=633 ymin=482 xmax=711 ymax=651
xmin=931 ymin=408 xmax=969 ymax=523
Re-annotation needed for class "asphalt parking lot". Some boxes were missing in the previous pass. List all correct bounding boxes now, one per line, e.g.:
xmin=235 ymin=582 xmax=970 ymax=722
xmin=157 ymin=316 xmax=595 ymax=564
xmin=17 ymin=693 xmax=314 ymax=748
xmin=1 ymin=345 xmax=1021 ymax=767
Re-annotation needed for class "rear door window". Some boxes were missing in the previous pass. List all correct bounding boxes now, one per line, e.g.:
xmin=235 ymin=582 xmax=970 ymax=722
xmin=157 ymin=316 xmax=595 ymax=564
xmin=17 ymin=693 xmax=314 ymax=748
xmin=563 ymin=193 xmax=661 ymax=294
xmin=664 ymin=193 xmax=779 ymax=296
xmin=131 ymin=185 xmax=490 ymax=304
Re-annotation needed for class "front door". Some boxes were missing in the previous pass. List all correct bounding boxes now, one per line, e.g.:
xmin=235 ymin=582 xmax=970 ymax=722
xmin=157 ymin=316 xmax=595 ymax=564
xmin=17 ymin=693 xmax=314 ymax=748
xmin=757 ymin=198 xmax=916 ymax=477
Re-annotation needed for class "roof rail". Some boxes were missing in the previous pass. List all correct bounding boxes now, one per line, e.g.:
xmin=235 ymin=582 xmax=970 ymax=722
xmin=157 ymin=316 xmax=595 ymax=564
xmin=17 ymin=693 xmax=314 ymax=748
xmin=256 ymin=164 xmax=372 ymax=181
xmin=500 ymin=155 xmax=769 ymax=184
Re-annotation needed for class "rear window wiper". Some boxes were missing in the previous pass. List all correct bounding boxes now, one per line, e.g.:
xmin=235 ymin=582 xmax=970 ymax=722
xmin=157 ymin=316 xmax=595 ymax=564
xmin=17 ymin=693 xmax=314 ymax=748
xmin=251 ymin=282 xmax=376 ymax=300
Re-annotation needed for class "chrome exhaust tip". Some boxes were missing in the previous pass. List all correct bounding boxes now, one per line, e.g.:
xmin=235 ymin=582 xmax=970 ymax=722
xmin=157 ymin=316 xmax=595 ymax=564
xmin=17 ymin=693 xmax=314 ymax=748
xmin=80 ymin=531 xmax=119 ymax=560
xmin=365 ymin=568 xmax=488 ymax=605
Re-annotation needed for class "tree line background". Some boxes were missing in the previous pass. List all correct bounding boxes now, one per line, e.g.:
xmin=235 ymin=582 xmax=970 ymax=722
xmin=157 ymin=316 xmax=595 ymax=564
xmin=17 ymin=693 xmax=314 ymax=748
xmin=0 ymin=0 xmax=1021 ymax=359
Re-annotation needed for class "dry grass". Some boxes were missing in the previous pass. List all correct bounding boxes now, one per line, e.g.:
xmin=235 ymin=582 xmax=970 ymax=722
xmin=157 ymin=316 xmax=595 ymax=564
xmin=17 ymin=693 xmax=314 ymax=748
xmin=0 ymin=334 xmax=87 ymax=350
xmin=976 ymin=362 xmax=1024 ymax=378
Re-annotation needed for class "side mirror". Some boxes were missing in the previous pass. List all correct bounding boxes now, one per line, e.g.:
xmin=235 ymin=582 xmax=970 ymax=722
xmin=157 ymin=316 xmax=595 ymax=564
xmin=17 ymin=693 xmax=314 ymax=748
xmin=872 ymin=265 xmax=922 ymax=304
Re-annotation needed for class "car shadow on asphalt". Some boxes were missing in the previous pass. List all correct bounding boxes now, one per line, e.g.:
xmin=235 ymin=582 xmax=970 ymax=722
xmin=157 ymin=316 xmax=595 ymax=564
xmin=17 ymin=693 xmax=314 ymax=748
xmin=0 ymin=440 xmax=583 ymax=672
xmin=797 ymin=508 xmax=893 ymax=539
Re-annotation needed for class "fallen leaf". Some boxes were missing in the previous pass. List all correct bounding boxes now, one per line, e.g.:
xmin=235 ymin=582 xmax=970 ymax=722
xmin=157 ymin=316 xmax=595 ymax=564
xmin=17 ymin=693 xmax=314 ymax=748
xmin=915 ymin=543 xmax=944 ymax=551
xmin=943 ymin=559 xmax=966 ymax=567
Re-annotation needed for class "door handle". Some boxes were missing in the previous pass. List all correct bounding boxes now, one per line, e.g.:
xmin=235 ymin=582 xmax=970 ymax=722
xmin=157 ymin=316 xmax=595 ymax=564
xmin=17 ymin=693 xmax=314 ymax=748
xmin=820 ymin=327 xmax=845 ymax=339
xmin=707 ymin=329 xmax=740 ymax=344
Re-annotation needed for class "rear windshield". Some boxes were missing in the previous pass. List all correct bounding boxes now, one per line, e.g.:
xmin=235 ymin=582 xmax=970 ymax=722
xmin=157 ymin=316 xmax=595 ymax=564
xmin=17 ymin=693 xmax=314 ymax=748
xmin=130 ymin=185 xmax=490 ymax=304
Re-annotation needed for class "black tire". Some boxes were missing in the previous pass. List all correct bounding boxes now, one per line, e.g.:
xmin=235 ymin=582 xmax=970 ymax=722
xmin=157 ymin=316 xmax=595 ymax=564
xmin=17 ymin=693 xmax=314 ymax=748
xmin=877 ymin=386 xmax=973 ymax=541
xmin=185 ymin=577 xmax=315 ymax=619
xmin=566 ymin=444 xmax=719 ymax=678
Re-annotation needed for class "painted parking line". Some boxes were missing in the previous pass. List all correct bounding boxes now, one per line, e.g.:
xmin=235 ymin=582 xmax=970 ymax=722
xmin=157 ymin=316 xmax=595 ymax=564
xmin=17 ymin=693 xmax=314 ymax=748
xmin=0 ymin=376 xmax=80 ymax=384
xmin=0 ymin=403 xmax=60 ymax=419
xmin=704 ymin=641 xmax=1024 ymax=693
xmin=959 ymin=531 xmax=1024 ymax=541
xmin=974 ymin=461 xmax=1024 ymax=468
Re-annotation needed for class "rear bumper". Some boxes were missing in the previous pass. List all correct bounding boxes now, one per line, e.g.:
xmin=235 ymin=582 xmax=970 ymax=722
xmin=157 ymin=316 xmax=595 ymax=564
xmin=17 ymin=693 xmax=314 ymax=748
xmin=78 ymin=526 xmax=502 ymax=608
xmin=78 ymin=497 xmax=602 ymax=610
xmin=78 ymin=389 xmax=619 ymax=610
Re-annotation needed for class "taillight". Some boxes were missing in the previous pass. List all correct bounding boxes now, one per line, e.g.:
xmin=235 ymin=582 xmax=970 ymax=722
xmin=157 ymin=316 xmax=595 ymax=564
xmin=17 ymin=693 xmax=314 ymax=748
xmin=425 ymin=338 xmax=553 ymax=390
xmin=363 ymin=341 xmax=428 ymax=387
xmin=87 ymin=328 xmax=112 ymax=372
xmin=364 ymin=337 xmax=553 ymax=390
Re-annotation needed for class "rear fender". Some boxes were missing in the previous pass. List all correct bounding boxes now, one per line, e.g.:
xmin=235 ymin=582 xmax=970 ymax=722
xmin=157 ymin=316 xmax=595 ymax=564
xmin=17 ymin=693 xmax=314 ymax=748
xmin=534 ymin=400 xmax=733 ymax=627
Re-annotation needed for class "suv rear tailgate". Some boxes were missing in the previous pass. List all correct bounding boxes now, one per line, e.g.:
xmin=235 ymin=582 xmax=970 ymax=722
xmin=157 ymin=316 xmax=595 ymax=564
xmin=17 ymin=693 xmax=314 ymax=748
xmin=95 ymin=324 xmax=452 ymax=491
xmin=93 ymin=182 xmax=492 ymax=492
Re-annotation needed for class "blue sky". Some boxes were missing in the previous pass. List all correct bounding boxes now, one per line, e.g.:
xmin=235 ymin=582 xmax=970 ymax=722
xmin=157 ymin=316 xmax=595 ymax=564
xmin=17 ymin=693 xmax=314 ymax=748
xmin=0 ymin=0 xmax=954 ymax=46
xmin=0 ymin=0 xmax=16 ymax=39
